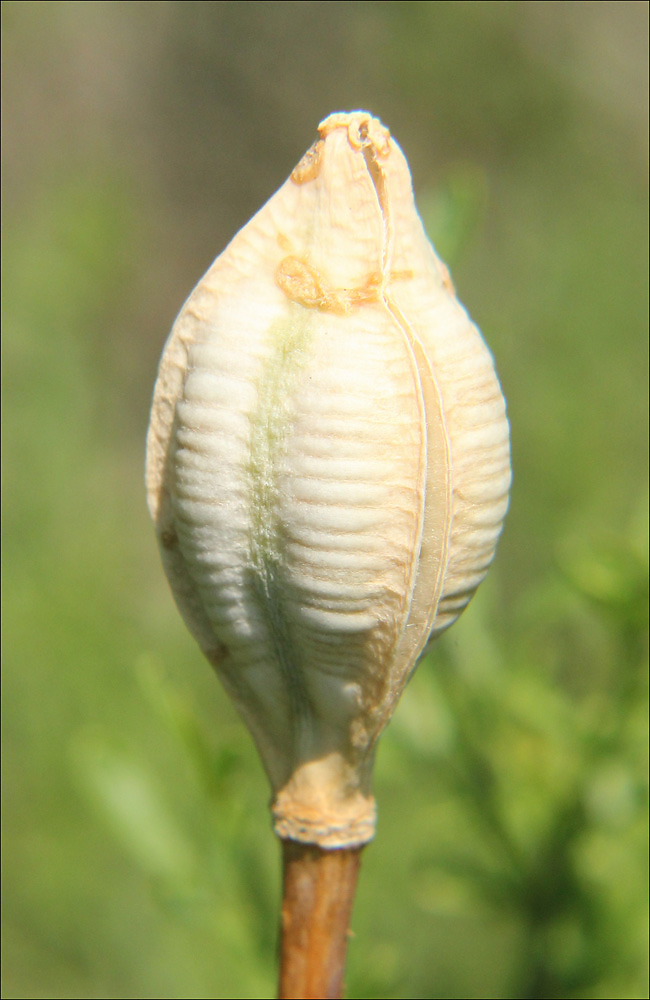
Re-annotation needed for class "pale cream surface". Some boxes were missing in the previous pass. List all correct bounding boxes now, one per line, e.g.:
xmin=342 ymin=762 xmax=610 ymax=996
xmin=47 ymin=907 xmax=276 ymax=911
xmin=146 ymin=111 xmax=511 ymax=847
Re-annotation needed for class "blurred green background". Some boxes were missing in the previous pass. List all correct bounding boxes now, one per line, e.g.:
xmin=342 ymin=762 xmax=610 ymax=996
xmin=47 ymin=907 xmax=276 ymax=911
xmin=2 ymin=3 xmax=648 ymax=998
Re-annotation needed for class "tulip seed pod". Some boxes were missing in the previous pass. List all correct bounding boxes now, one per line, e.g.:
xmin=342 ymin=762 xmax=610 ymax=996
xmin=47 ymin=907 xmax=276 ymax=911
xmin=146 ymin=111 xmax=511 ymax=850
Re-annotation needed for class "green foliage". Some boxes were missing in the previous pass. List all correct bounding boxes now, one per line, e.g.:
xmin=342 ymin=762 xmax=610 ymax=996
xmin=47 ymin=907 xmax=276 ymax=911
xmin=2 ymin=3 xmax=647 ymax=998
xmin=368 ymin=507 xmax=648 ymax=999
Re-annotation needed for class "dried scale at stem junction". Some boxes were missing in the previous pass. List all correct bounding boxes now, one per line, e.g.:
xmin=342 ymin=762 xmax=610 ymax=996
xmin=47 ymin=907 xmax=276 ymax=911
xmin=146 ymin=110 xmax=511 ymax=995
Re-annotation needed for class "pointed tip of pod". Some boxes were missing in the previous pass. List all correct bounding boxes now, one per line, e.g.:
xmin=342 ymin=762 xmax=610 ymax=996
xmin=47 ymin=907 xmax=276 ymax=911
xmin=318 ymin=110 xmax=392 ymax=156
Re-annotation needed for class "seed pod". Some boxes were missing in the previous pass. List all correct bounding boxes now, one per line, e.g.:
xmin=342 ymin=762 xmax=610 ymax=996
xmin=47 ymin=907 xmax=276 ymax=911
xmin=146 ymin=111 xmax=511 ymax=848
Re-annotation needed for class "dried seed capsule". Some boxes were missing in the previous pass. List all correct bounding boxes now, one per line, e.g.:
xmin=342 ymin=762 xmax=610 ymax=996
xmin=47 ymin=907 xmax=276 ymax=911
xmin=146 ymin=111 xmax=511 ymax=848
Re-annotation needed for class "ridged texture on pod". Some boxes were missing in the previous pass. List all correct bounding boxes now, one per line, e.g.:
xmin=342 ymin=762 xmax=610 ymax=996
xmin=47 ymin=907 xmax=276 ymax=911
xmin=146 ymin=112 xmax=511 ymax=848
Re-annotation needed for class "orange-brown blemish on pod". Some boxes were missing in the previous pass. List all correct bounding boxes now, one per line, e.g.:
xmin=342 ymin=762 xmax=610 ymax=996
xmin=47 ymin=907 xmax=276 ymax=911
xmin=276 ymin=256 xmax=387 ymax=313
xmin=291 ymin=139 xmax=325 ymax=185
xmin=276 ymin=255 xmax=347 ymax=313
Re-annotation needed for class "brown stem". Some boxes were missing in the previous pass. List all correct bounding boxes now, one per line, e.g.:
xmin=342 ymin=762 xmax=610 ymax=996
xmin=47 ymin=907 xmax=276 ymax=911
xmin=278 ymin=839 xmax=363 ymax=1000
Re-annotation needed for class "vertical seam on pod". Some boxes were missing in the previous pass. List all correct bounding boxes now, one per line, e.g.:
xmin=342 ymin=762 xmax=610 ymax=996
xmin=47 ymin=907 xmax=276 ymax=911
xmin=359 ymin=131 xmax=453 ymax=703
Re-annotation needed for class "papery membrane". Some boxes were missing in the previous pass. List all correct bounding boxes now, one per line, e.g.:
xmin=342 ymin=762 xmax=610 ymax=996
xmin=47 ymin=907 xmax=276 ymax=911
xmin=146 ymin=111 xmax=510 ymax=847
